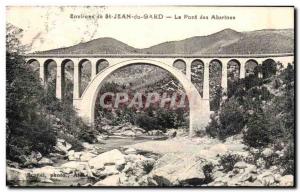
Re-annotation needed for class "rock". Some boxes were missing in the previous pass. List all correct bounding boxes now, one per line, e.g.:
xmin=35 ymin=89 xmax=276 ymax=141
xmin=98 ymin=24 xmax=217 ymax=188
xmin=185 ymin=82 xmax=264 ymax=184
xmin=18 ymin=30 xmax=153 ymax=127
xmin=279 ymin=175 xmax=293 ymax=186
xmin=124 ymin=147 xmax=137 ymax=155
xmin=6 ymin=160 xmax=20 ymax=168
xmin=257 ymin=170 xmax=275 ymax=185
xmin=234 ymin=161 xmax=249 ymax=169
xmin=96 ymin=135 xmax=107 ymax=143
xmin=67 ymin=150 xmax=82 ymax=161
xmin=55 ymin=139 xmax=72 ymax=154
xmin=274 ymin=174 xmax=282 ymax=183
xmin=38 ymin=157 xmax=54 ymax=166
xmin=30 ymin=151 xmax=43 ymax=161
xmin=212 ymin=171 xmax=225 ymax=180
xmin=249 ymin=147 xmax=260 ymax=154
xmin=88 ymin=149 xmax=125 ymax=171
xmin=262 ymin=148 xmax=273 ymax=158
xmin=6 ymin=167 xmax=28 ymax=181
xmin=93 ymin=174 xmax=120 ymax=186
xmin=121 ymin=130 xmax=136 ymax=137
xmin=124 ymin=154 xmax=156 ymax=177
xmin=151 ymin=153 xmax=207 ymax=186
xmin=166 ymin=129 xmax=177 ymax=138
xmin=256 ymin=157 xmax=265 ymax=168
xmin=60 ymin=161 xmax=93 ymax=177
xmin=80 ymin=152 xmax=97 ymax=161
xmin=95 ymin=165 xmax=119 ymax=177
xmin=147 ymin=130 xmax=164 ymax=136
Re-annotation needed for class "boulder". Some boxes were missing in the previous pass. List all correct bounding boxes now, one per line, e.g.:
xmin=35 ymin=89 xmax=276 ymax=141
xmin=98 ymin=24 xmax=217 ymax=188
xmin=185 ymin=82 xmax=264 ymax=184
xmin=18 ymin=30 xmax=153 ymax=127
xmin=147 ymin=130 xmax=165 ymax=136
xmin=6 ymin=167 xmax=28 ymax=181
xmin=93 ymin=174 xmax=120 ymax=186
xmin=55 ymin=139 xmax=72 ymax=154
xmin=67 ymin=150 xmax=81 ymax=161
xmin=30 ymin=151 xmax=43 ymax=161
xmin=166 ymin=130 xmax=177 ymax=138
xmin=38 ymin=157 xmax=54 ymax=166
xmin=279 ymin=175 xmax=293 ymax=186
xmin=95 ymin=165 xmax=119 ymax=177
xmin=257 ymin=170 xmax=275 ymax=186
xmin=88 ymin=149 xmax=125 ymax=171
xmin=80 ymin=152 xmax=97 ymax=161
xmin=120 ymin=130 xmax=136 ymax=137
xmin=234 ymin=161 xmax=250 ymax=169
xmin=60 ymin=161 xmax=93 ymax=177
xmin=262 ymin=148 xmax=273 ymax=158
xmin=151 ymin=153 xmax=207 ymax=186
xmin=124 ymin=147 xmax=137 ymax=155
xmin=123 ymin=154 xmax=156 ymax=178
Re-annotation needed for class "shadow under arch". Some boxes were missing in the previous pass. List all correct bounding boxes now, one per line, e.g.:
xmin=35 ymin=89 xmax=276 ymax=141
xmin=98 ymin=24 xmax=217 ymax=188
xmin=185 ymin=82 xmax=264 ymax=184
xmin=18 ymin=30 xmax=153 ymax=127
xmin=74 ymin=59 xmax=211 ymax=136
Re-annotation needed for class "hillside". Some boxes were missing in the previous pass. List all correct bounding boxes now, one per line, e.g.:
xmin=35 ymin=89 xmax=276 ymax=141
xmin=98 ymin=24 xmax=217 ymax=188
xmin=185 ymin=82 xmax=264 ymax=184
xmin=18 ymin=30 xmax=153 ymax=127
xmin=37 ymin=28 xmax=294 ymax=55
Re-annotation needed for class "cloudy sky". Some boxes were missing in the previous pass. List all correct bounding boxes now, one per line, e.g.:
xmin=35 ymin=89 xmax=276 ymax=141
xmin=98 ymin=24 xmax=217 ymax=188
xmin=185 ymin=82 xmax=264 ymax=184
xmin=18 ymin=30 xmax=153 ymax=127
xmin=6 ymin=6 xmax=294 ymax=52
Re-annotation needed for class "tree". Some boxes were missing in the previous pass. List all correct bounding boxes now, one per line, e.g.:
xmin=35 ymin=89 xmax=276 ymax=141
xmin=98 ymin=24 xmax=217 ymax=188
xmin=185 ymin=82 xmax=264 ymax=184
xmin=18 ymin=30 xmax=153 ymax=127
xmin=6 ymin=24 xmax=56 ymax=161
xmin=243 ymin=110 xmax=271 ymax=148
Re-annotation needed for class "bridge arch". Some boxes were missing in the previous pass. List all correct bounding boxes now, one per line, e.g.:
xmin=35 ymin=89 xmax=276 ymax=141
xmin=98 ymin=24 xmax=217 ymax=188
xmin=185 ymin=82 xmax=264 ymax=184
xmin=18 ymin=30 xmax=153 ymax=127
xmin=75 ymin=59 xmax=210 ymax=136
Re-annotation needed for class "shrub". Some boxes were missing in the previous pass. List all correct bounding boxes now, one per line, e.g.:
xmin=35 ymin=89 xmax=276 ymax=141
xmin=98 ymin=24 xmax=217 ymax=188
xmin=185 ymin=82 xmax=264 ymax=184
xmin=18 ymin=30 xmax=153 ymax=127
xmin=206 ymin=98 xmax=244 ymax=140
xmin=243 ymin=111 xmax=271 ymax=148
xmin=202 ymin=163 xmax=214 ymax=183
xmin=219 ymin=153 xmax=242 ymax=173
xmin=280 ymin=141 xmax=294 ymax=175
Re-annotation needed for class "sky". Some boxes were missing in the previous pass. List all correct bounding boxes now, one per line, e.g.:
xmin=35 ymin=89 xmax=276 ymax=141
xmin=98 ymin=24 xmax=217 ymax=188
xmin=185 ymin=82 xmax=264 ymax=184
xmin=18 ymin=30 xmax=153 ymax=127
xmin=6 ymin=6 xmax=294 ymax=52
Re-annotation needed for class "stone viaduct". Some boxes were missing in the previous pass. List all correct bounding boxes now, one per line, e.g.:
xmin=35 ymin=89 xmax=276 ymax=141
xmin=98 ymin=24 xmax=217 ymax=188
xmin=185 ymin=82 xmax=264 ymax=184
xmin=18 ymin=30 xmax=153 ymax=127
xmin=25 ymin=53 xmax=294 ymax=136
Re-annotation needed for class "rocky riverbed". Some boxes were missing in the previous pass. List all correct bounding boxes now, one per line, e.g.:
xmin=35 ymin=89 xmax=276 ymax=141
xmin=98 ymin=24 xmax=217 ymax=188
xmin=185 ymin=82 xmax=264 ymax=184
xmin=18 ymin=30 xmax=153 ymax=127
xmin=7 ymin=129 xmax=294 ymax=187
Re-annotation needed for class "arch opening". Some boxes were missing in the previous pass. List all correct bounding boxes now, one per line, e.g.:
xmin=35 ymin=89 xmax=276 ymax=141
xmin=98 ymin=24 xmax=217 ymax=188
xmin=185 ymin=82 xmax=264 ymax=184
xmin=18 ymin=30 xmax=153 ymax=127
xmin=79 ymin=59 xmax=92 ymax=97
xmin=26 ymin=59 xmax=40 ymax=79
xmin=227 ymin=59 xmax=241 ymax=98
xmin=209 ymin=59 xmax=222 ymax=111
xmin=44 ymin=59 xmax=57 ymax=95
xmin=245 ymin=59 xmax=259 ymax=77
xmin=96 ymin=59 xmax=109 ymax=74
xmin=61 ymin=59 xmax=74 ymax=103
xmin=75 ymin=59 xmax=210 ymax=136
xmin=173 ymin=59 xmax=186 ymax=74
xmin=191 ymin=59 xmax=204 ymax=97
xmin=262 ymin=59 xmax=277 ymax=79
xmin=93 ymin=63 xmax=190 ymax=132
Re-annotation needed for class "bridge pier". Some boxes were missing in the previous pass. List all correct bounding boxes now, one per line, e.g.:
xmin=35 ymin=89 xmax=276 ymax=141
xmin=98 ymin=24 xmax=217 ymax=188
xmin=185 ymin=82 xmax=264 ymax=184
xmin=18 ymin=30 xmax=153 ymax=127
xmin=203 ymin=62 xmax=210 ymax=101
xmin=240 ymin=62 xmax=246 ymax=79
xmin=73 ymin=60 xmax=81 ymax=100
xmin=56 ymin=62 xmax=63 ymax=99
xmin=221 ymin=61 xmax=228 ymax=93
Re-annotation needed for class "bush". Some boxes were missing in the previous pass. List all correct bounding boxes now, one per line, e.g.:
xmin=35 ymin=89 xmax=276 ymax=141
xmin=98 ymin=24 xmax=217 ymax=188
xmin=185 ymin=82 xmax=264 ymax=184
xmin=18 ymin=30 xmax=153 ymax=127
xmin=243 ymin=111 xmax=271 ymax=148
xmin=219 ymin=153 xmax=242 ymax=173
xmin=280 ymin=141 xmax=294 ymax=175
xmin=206 ymin=98 xmax=244 ymax=140
xmin=203 ymin=163 xmax=214 ymax=183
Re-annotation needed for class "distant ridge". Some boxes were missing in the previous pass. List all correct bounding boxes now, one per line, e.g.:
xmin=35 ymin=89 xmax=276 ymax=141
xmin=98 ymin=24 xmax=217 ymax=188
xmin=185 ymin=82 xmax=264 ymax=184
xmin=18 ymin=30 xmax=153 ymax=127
xmin=37 ymin=28 xmax=294 ymax=55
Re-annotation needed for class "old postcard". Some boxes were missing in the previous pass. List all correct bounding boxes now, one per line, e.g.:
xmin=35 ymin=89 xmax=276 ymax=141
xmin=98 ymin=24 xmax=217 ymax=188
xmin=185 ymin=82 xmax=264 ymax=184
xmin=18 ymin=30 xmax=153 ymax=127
xmin=6 ymin=6 xmax=295 ymax=187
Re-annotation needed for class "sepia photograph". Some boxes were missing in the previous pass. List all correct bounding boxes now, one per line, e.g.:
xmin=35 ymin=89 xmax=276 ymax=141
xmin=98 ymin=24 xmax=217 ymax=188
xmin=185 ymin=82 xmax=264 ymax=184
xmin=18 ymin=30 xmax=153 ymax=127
xmin=5 ymin=6 xmax=295 ymax=187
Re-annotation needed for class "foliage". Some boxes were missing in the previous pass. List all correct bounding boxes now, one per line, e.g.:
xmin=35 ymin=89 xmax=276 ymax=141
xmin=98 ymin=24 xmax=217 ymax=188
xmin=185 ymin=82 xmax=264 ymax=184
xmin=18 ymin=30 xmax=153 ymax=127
xmin=219 ymin=153 xmax=242 ymax=173
xmin=6 ymin=24 xmax=97 ymax=164
xmin=202 ymin=163 xmax=214 ymax=183
xmin=243 ymin=111 xmax=271 ymax=148
xmin=6 ymin=24 xmax=56 ymax=161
